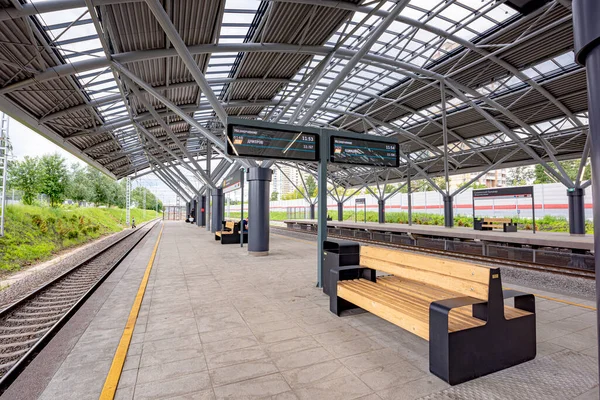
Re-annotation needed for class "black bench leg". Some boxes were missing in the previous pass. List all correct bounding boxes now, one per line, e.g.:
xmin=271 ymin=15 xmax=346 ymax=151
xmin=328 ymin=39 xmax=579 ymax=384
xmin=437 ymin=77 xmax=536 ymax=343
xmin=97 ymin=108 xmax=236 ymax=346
xmin=429 ymin=275 xmax=536 ymax=385
xmin=329 ymin=267 xmax=375 ymax=316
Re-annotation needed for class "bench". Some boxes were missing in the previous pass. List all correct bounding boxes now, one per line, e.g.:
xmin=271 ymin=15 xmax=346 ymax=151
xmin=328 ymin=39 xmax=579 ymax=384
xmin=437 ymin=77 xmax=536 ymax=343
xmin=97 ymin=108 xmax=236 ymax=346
xmin=215 ymin=221 xmax=248 ymax=244
xmin=327 ymin=242 xmax=535 ymax=385
xmin=474 ymin=217 xmax=517 ymax=232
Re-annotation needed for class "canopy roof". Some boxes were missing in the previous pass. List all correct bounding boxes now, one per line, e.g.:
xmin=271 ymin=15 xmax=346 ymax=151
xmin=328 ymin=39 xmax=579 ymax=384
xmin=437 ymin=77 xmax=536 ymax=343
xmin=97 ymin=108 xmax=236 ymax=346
xmin=0 ymin=0 xmax=588 ymax=193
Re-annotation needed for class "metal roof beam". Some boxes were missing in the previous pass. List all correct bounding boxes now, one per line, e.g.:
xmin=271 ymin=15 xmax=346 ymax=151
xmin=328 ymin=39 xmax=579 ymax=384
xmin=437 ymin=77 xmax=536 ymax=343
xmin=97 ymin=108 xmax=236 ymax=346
xmin=143 ymin=0 xmax=228 ymax=125
xmin=113 ymin=61 xmax=227 ymax=153
xmin=298 ymin=0 xmax=409 ymax=125
xmin=122 ymin=74 xmax=216 ymax=188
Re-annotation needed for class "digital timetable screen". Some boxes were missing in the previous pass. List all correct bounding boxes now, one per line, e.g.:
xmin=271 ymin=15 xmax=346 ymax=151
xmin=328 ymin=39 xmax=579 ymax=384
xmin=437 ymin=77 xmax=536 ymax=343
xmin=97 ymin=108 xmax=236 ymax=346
xmin=330 ymin=136 xmax=399 ymax=167
xmin=227 ymin=124 xmax=319 ymax=162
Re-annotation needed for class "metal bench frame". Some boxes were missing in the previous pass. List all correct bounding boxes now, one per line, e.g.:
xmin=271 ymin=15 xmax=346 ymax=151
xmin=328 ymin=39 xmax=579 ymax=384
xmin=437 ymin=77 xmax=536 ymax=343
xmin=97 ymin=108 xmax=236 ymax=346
xmin=328 ymin=246 xmax=536 ymax=385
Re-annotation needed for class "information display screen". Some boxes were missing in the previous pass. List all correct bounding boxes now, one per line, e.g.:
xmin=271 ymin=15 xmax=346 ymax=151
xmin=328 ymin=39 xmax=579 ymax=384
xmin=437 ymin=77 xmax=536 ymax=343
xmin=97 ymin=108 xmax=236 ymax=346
xmin=227 ymin=124 xmax=319 ymax=162
xmin=330 ymin=136 xmax=399 ymax=167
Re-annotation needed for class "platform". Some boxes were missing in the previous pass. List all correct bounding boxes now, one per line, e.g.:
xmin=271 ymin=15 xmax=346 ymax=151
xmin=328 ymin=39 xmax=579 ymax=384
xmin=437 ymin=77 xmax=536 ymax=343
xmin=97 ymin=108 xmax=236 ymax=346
xmin=284 ymin=219 xmax=595 ymax=252
xmin=8 ymin=221 xmax=598 ymax=400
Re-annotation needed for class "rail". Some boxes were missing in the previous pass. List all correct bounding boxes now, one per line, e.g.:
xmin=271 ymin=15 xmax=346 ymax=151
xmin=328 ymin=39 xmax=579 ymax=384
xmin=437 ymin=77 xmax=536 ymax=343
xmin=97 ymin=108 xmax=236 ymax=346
xmin=0 ymin=219 xmax=161 ymax=393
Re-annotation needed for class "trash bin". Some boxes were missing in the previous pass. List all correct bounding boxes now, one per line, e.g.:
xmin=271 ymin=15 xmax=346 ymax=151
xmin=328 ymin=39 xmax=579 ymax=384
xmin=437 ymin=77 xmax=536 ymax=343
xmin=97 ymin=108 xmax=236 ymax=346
xmin=322 ymin=239 xmax=360 ymax=295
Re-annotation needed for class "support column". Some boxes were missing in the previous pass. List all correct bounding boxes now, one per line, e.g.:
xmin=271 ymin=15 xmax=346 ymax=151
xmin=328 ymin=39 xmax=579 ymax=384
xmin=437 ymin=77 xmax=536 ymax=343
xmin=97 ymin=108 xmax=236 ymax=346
xmin=206 ymin=141 xmax=212 ymax=232
xmin=573 ymin=0 xmax=600 ymax=377
xmin=378 ymin=199 xmax=385 ymax=223
xmin=567 ymin=188 xmax=586 ymax=234
xmin=186 ymin=201 xmax=191 ymax=222
xmin=191 ymin=199 xmax=197 ymax=223
xmin=337 ymin=202 xmax=344 ymax=221
xmin=211 ymin=188 xmax=223 ymax=234
xmin=248 ymin=167 xmax=272 ymax=256
xmin=197 ymin=195 xmax=206 ymax=227
xmin=407 ymin=175 xmax=412 ymax=226
xmin=443 ymin=195 xmax=454 ymax=228
xmin=206 ymin=190 xmax=211 ymax=231
xmin=310 ymin=203 xmax=316 ymax=220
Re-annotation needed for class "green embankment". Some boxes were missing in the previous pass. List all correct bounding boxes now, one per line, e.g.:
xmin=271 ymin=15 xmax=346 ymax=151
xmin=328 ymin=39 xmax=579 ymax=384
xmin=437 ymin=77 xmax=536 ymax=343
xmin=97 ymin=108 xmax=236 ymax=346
xmin=0 ymin=205 xmax=160 ymax=272
xmin=224 ymin=210 xmax=593 ymax=234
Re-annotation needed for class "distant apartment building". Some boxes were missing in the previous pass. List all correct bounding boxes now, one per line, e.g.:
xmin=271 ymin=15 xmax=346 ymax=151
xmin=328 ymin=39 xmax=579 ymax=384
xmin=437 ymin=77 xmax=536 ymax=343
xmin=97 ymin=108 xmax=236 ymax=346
xmin=449 ymin=169 xmax=507 ymax=190
xmin=271 ymin=165 xmax=303 ymax=196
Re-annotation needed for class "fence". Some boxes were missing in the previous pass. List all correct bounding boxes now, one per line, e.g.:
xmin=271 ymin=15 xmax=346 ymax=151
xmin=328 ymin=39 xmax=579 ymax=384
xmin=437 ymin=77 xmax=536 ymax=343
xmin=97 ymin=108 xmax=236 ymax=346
xmin=256 ymin=183 xmax=592 ymax=221
xmin=163 ymin=205 xmax=185 ymax=220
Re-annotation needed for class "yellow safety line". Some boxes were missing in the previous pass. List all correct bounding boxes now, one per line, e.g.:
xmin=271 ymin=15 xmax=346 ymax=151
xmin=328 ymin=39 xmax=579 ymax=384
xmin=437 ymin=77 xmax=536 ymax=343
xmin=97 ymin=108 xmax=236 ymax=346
xmin=99 ymin=223 xmax=164 ymax=400
xmin=504 ymin=287 xmax=596 ymax=311
xmin=274 ymin=233 xmax=597 ymax=311
xmin=533 ymin=294 xmax=596 ymax=310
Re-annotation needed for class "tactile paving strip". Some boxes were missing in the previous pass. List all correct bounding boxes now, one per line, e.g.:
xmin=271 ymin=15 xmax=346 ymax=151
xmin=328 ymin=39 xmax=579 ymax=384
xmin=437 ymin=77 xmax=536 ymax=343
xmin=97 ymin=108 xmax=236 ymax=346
xmin=420 ymin=350 xmax=598 ymax=400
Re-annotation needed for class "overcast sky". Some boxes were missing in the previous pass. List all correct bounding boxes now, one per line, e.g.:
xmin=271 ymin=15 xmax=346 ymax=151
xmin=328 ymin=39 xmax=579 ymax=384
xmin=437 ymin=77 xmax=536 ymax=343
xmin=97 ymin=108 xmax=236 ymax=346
xmin=8 ymin=117 xmax=183 ymax=205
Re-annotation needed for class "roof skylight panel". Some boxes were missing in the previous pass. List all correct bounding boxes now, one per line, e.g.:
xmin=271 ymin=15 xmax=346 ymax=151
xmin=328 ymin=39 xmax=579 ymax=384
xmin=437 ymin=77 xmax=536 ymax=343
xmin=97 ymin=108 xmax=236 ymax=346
xmin=438 ymin=3 xmax=473 ymax=23
xmin=553 ymin=52 xmax=575 ymax=67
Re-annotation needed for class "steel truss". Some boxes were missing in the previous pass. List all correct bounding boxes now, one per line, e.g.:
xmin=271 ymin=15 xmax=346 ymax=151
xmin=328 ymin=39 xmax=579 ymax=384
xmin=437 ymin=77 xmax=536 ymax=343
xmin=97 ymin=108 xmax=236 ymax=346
xmin=0 ymin=0 xmax=589 ymax=197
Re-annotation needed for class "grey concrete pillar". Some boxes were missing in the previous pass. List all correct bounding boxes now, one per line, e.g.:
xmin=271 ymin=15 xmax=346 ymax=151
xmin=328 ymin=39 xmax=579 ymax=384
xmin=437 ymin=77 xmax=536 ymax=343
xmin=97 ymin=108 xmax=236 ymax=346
xmin=248 ymin=167 xmax=272 ymax=256
xmin=573 ymin=0 xmax=600 ymax=372
xmin=191 ymin=199 xmax=197 ymax=223
xmin=310 ymin=203 xmax=316 ymax=220
xmin=211 ymin=188 xmax=223 ymax=233
xmin=337 ymin=202 xmax=344 ymax=221
xmin=378 ymin=200 xmax=385 ymax=223
xmin=567 ymin=188 xmax=586 ymax=234
xmin=206 ymin=189 xmax=211 ymax=231
xmin=197 ymin=195 xmax=206 ymax=227
xmin=407 ymin=176 xmax=412 ymax=226
xmin=443 ymin=195 xmax=454 ymax=228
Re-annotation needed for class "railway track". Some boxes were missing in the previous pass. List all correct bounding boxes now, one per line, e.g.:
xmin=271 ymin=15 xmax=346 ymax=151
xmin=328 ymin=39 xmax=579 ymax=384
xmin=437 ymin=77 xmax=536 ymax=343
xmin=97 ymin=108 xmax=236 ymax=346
xmin=0 ymin=219 xmax=160 ymax=392
xmin=273 ymin=226 xmax=595 ymax=281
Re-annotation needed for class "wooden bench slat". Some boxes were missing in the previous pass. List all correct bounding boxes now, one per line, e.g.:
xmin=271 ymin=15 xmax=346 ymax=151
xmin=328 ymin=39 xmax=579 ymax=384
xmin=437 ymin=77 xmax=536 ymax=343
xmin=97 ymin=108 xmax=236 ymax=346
xmin=361 ymin=255 xmax=489 ymax=300
xmin=361 ymin=246 xmax=490 ymax=286
xmin=338 ymin=280 xmax=486 ymax=340
xmin=349 ymin=279 xmax=484 ymax=330
xmin=482 ymin=218 xmax=512 ymax=223
xmin=338 ymin=281 xmax=430 ymax=339
xmin=378 ymin=276 xmax=531 ymax=321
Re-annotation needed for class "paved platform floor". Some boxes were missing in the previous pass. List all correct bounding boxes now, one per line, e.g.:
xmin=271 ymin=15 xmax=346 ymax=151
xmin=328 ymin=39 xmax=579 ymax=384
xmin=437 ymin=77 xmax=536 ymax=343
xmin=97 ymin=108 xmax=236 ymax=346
xmin=17 ymin=221 xmax=600 ymax=400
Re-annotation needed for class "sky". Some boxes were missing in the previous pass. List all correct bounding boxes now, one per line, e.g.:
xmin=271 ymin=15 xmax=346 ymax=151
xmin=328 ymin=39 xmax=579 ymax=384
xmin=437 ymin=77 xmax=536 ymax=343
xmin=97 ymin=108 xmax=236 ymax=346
xmin=7 ymin=117 xmax=183 ymax=205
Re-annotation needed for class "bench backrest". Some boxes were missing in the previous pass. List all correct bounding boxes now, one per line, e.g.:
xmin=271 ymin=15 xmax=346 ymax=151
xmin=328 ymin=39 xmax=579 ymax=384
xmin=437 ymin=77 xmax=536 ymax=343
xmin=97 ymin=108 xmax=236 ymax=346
xmin=225 ymin=221 xmax=235 ymax=231
xmin=360 ymin=246 xmax=491 ymax=300
xmin=482 ymin=218 xmax=511 ymax=223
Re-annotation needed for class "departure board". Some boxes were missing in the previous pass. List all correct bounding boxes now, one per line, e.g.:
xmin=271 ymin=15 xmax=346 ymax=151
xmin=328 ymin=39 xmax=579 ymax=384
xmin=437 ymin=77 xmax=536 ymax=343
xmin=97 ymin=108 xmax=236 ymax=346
xmin=330 ymin=136 xmax=399 ymax=167
xmin=227 ymin=124 xmax=319 ymax=162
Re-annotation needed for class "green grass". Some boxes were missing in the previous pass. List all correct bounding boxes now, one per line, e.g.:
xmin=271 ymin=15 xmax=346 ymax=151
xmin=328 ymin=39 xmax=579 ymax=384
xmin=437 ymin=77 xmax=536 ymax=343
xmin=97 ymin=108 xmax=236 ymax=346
xmin=0 ymin=205 xmax=160 ymax=273
xmin=227 ymin=210 xmax=593 ymax=234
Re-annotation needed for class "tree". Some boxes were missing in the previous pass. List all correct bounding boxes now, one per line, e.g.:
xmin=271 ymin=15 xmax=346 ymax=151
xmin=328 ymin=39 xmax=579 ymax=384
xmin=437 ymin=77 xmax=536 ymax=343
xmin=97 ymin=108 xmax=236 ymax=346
xmin=8 ymin=156 xmax=40 ymax=205
xmin=305 ymin=175 xmax=317 ymax=197
xmin=506 ymin=166 xmax=534 ymax=186
xmin=533 ymin=159 xmax=592 ymax=184
xmin=67 ymin=163 xmax=93 ymax=203
xmin=534 ymin=164 xmax=555 ymax=184
xmin=39 ymin=154 xmax=69 ymax=207
xmin=419 ymin=177 xmax=446 ymax=192
xmin=469 ymin=182 xmax=488 ymax=189
xmin=384 ymin=184 xmax=397 ymax=194
xmin=281 ymin=188 xmax=306 ymax=200
xmin=270 ymin=191 xmax=278 ymax=201
xmin=87 ymin=167 xmax=113 ymax=206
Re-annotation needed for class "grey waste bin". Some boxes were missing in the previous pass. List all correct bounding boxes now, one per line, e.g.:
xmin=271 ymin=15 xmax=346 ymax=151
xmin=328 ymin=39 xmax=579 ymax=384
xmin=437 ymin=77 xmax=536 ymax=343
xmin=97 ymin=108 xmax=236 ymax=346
xmin=322 ymin=239 xmax=360 ymax=295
